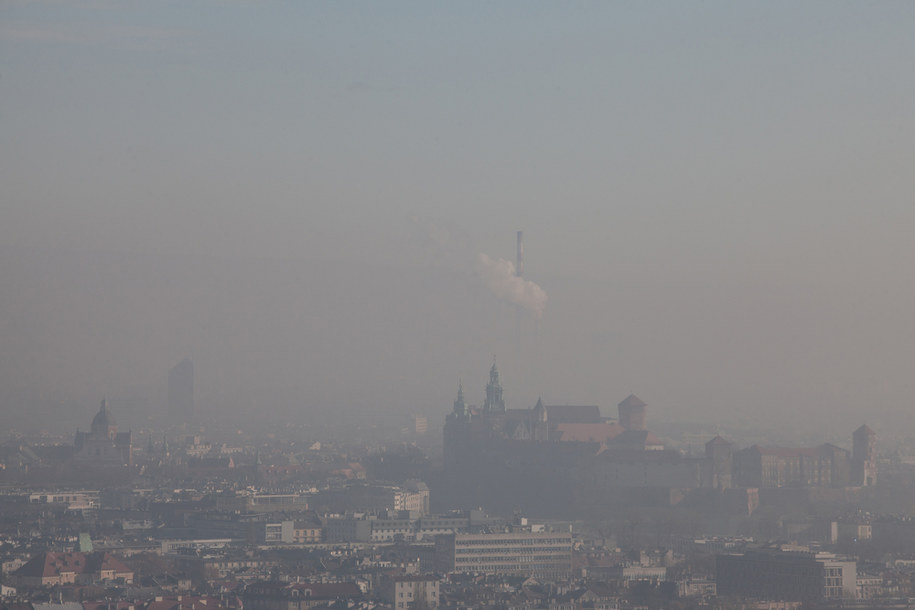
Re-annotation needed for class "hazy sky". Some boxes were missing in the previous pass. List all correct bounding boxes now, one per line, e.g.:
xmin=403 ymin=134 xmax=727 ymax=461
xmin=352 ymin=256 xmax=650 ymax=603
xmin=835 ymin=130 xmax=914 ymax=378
xmin=2 ymin=2 xmax=915 ymax=440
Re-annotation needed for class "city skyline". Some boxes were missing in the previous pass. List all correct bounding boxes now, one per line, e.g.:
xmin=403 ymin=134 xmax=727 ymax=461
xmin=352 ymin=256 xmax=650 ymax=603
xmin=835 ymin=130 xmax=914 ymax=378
xmin=2 ymin=3 xmax=915 ymax=439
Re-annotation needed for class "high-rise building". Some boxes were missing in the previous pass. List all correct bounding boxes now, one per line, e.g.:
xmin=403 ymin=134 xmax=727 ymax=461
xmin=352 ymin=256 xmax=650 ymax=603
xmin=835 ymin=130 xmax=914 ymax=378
xmin=168 ymin=358 xmax=194 ymax=420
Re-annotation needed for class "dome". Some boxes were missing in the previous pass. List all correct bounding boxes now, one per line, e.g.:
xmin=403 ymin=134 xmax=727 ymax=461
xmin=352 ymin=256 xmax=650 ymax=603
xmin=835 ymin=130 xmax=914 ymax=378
xmin=91 ymin=400 xmax=116 ymax=428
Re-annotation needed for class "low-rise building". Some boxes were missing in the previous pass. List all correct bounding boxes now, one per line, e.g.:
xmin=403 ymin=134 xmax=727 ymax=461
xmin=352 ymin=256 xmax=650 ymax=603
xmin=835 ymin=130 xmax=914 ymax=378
xmin=382 ymin=574 xmax=440 ymax=609
xmin=12 ymin=551 xmax=133 ymax=587
xmin=716 ymin=550 xmax=855 ymax=602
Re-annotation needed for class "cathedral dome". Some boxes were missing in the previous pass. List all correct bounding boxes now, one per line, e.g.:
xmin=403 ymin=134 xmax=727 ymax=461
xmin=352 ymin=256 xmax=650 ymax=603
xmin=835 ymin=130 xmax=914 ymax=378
xmin=91 ymin=400 xmax=116 ymax=429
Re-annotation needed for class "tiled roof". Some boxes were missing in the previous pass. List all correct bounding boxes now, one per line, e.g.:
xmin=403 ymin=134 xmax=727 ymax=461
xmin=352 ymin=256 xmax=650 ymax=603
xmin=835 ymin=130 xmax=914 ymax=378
xmin=555 ymin=422 xmax=624 ymax=443
xmin=545 ymin=405 xmax=602 ymax=424
xmin=13 ymin=551 xmax=132 ymax=580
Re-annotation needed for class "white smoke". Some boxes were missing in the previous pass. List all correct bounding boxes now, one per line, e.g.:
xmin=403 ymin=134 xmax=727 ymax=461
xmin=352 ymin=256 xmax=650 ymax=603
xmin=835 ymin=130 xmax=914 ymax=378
xmin=475 ymin=253 xmax=548 ymax=318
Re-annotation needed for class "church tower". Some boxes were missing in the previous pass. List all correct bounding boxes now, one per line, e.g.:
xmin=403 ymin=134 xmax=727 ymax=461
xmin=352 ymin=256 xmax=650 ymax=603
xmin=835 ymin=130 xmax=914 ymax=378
xmin=444 ymin=381 xmax=473 ymax=472
xmin=450 ymin=380 xmax=470 ymax=421
xmin=483 ymin=360 xmax=505 ymax=413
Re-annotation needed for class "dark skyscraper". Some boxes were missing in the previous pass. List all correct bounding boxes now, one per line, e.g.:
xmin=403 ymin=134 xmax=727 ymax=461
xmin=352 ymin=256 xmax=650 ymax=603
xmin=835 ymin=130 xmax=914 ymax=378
xmin=168 ymin=358 xmax=194 ymax=420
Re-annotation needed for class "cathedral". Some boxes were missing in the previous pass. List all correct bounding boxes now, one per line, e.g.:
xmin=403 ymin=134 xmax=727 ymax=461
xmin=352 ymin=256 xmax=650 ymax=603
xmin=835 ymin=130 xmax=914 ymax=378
xmin=74 ymin=400 xmax=133 ymax=467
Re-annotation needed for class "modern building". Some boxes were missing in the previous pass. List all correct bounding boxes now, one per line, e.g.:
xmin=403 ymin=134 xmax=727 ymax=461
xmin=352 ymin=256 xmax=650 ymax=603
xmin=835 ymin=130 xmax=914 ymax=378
xmin=435 ymin=530 xmax=573 ymax=579
xmin=716 ymin=550 xmax=855 ymax=602
xmin=168 ymin=357 xmax=194 ymax=420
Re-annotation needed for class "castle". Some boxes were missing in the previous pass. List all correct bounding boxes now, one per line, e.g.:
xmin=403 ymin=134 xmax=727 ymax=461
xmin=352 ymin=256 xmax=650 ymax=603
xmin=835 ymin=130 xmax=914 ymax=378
xmin=441 ymin=362 xmax=876 ymax=515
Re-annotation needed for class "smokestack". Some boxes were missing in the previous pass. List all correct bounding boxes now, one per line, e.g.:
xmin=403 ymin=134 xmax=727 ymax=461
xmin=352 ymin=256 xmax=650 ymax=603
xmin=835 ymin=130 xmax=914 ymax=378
xmin=516 ymin=231 xmax=524 ymax=278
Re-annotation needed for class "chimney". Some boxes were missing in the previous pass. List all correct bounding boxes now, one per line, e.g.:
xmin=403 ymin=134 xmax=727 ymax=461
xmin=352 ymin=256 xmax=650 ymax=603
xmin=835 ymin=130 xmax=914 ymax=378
xmin=516 ymin=231 xmax=524 ymax=277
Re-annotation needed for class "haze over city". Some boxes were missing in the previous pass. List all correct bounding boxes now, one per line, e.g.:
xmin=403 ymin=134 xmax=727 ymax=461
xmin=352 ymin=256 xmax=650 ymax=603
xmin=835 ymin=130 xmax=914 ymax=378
xmin=3 ymin=1 xmax=915 ymax=442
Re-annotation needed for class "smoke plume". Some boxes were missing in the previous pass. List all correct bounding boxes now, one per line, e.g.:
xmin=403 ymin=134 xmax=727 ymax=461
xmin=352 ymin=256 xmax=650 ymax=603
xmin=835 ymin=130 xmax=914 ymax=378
xmin=475 ymin=253 xmax=548 ymax=318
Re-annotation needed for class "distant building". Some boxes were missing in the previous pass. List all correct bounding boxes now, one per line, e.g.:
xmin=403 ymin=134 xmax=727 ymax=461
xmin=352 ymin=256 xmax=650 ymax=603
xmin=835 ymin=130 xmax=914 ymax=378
xmin=435 ymin=530 xmax=572 ymax=579
xmin=394 ymin=480 xmax=430 ymax=516
xmin=716 ymin=550 xmax=855 ymax=602
xmin=168 ymin=357 xmax=194 ymax=420
xmin=74 ymin=400 xmax=133 ymax=467
xmin=382 ymin=574 xmax=440 ymax=609
xmin=617 ymin=394 xmax=647 ymax=431
xmin=706 ymin=436 xmax=733 ymax=490
xmin=852 ymin=424 xmax=877 ymax=486
xmin=734 ymin=443 xmax=851 ymax=488
xmin=244 ymin=582 xmax=363 ymax=610
xmin=12 ymin=551 xmax=133 ymax=587
xmin=442 ymin=360 xmax=876 ymax=514
xmin=292 ymin=519 xmax=322 ymax=543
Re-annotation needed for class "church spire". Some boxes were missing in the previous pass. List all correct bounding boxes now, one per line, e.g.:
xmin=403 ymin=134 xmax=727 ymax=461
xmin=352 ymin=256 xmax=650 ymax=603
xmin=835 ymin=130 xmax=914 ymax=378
xmin=452 ymin=379 xmax=469 ymax=419
xmin=484 ymin=358 xmax=505 ymax=413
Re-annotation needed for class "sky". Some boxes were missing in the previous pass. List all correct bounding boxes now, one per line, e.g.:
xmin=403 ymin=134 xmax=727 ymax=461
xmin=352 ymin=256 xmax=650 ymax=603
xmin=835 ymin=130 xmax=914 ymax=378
xmin=2 ymin=2 xmax=915 ymax=442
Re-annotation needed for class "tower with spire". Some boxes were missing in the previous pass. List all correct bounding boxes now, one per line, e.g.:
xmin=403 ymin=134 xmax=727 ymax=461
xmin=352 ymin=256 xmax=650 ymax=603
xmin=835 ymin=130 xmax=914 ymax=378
xmin=483 ymin=359 xmax=505 ymax=413
xmin=450 ymin=380 xmax=470 ymax=421
xmin=444 ymin=380 xmax=474 ymax=471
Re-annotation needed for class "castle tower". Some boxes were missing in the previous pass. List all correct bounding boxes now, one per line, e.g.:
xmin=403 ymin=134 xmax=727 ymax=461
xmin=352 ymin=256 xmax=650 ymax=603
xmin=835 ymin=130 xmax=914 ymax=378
xmin=483 ymin=360 xmax=505 ymax=413
xmin=618 ymin=394 xmax=646 ymax=431
xmin=852 ymin=424 xmax=877 ymax=486
xmin=705 ymin=435 xmax=733 ymax=490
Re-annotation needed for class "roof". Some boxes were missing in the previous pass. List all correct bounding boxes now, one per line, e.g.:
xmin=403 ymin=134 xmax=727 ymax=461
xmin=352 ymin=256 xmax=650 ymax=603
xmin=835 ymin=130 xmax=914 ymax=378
xmin=855 ymin=424 xmax=875 ymax=436
xmin=33 ymin=604 xmax=84 ymax=610
xmin=618 ymin=394 xmax=646 ymax=409
xmin=92 ymin=401 xmax=116 ymax=428
xmin=611 ymin=429 xmax=663 ymax=448
xmin=706 ymin=435 xmax=732 ymax=447
xmin=289 ymin=582 xmax=363 ymax=599
xmin=14 ymin=551 xmax=132 ymax=580
xmin=545 ymin=405 xmax=602 ymax=424
xmin=393 ymin=574 xmax=439 ymax=582
xmin=745 ymin=444 xmax=847 ymax=458
xmin=14 ymin=552 xmax=85 ymax=578
xmin=555 ymin=422 xmax=624 ymax=443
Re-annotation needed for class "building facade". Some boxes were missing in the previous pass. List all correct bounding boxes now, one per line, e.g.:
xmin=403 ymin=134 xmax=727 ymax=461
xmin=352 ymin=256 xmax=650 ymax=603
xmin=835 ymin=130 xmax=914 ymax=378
xmin=435 ymin=531 xmax=573 ymax=579
xmin=74 ymin=400 xmax=133 ymax=467
xmin=716 ymin=550 xmax=855 ymax=602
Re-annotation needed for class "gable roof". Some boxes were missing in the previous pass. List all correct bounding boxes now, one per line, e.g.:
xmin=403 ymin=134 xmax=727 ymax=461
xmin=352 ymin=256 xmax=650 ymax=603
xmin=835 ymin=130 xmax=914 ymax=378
xmin=555 ymin=422 xmax=624 ymax=443
xmin=14 ymin=551 xmax=132 ymax=580
xmin=545 ymin=405 xmax=602 ymax=424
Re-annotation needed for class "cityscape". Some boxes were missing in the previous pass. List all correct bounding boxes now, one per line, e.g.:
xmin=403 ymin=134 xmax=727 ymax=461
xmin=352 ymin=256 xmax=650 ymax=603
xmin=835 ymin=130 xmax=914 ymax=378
xmin=5 ymin=357 xmax=915 ymax=609
xmin=4 ymin=2 xmax=915 ymax=610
